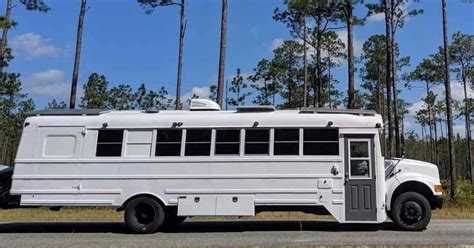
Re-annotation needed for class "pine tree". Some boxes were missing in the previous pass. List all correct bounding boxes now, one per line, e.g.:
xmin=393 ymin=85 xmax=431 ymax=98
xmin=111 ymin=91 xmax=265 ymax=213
xmin=80 ymin=73 xmax=109 ymax=109
xmin=46 ymin=99 xmax=67 ymax=109
xmin=449 ymin=31 xmax=473 ymax=183
xmin=228 ymin=68 xmax=250 ymax=107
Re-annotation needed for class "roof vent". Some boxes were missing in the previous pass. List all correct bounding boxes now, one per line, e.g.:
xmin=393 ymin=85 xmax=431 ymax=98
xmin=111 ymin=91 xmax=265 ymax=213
xmin=299 ymin=108 xmax=376 ymax=116
xmin=236 ymin=105 xmax=276 ymax=113
xmin=189 ymin=99 xmax=221 ymax=111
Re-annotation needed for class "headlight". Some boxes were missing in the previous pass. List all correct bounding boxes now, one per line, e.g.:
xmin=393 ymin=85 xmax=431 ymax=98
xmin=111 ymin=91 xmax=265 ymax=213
xmin=434 ymin=184 xmax=443 ymax=193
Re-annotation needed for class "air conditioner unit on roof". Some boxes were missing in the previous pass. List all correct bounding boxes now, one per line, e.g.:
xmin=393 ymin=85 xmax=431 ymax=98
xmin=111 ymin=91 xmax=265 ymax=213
xmin=189 ymin=99 xmax=221 ymax=111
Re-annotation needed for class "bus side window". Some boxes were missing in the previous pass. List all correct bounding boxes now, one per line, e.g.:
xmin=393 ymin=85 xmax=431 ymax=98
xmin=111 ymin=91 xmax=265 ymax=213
xmin=215 ymin=130 xmax=240 ymax=155
xmin=274 ymin=129 xmax=299 ymax=155
xmin=303 ymin=128 xmax=339 ymax=155
xmin=96 ymin=130 xmax=124 ymax=157
xmin=185 ymin=129 xmax=212 ymax=156
xmin=245 ymin=129 xmax=270 ymax=155
xmin=156 ymin=130 xmax=182 ymax=156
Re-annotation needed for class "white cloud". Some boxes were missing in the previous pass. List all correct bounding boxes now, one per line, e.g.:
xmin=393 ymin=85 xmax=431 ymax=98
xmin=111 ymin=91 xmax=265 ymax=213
xmin=449 ymin=80 xmax=473 ymax=102
xmin=270 ymin=38 xmax=284 ymax=51
xmin=26 ymin=69 xmax=70 ymax=97
xmin=10 ymin=33 xmax=63 ymax=59
xmin=407 ymin=100 xmax=426 ymax=117
xmin=182 ymin=86 xmax=211 ymax=100
xmin=335 ymin=30 xmax=363 ymax=57
xmin=367 ymin=12 xmax=385 ymax=23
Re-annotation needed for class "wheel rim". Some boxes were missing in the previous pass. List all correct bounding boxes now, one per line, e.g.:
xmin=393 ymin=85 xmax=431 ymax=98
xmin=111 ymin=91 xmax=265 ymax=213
xmin=134 ymin=203 xmax=156 ymax=225
xmin=400 ymin=200 xmax=423 ymax=225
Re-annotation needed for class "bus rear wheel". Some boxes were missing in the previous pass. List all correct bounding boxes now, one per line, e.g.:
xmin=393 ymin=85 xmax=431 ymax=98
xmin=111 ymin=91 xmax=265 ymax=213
xmin=392 ymin=192 xmax=431 ymax=231
xmin=124 ymin=197 xmax=165 ymax=234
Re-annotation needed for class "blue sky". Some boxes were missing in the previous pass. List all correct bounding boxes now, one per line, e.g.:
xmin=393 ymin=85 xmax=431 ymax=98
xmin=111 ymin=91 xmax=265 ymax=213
xmin=2 ymin=0 xmax=474 ymax=134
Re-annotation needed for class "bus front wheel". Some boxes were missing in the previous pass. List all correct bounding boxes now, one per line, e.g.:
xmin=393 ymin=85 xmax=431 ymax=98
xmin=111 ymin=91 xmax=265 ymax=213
xmin=124 ymin=197 xmax=165 ymax=234
xmin=392 ymin=192 xmax=431 ymax=231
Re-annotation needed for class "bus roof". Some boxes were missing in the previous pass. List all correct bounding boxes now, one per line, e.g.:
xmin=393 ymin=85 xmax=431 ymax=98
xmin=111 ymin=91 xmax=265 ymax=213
xmin=26 ymin=107 xmax=383 ymax=129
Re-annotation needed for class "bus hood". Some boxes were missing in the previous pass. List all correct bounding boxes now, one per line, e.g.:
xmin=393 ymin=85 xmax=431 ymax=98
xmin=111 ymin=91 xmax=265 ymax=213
xmin=385 ymin=158 xmax=440 ymax=181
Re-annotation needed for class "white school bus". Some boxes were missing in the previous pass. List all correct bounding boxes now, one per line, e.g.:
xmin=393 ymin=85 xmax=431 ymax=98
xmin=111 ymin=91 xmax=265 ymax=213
xmin=0 ymin=99 xmax=443 ymax=233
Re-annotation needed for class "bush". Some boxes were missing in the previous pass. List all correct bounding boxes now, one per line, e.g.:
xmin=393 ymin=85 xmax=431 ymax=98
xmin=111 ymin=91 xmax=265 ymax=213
xmin=442 ymin=179 xmax=474 ymax=207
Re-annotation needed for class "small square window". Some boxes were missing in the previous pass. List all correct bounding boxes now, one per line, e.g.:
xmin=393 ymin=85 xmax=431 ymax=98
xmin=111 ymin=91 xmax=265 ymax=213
xmin=185 ymin=129 xmax=212 ymax=156
xmin=215 ymin=130 xmax=240 ymax=155
xmin=245 ymin=129 xmax=269 ymax=155
xmin=96 ymin=130 xmax=123 ymax=157
xmin=274 ymin=129 xmax=299 ymax=155
xmin=156 ymin=130 xmax=182 ymax=156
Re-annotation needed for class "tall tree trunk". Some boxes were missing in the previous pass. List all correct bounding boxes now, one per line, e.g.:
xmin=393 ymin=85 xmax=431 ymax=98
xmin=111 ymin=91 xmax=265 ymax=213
xmin=225 ymin=79 xmax=229 ymax=110
xmin=303 ymin=18 xmax=308 ymax=107
xmin=401 ymin=115 xmax=405 ymax=156
xmin=384 ymin=0 xmax=393 ymax=158
xmin=69 ymin=0 xmax=87 ymax=109
xmin=434 ymin=116 xmax=439 ymax=166
xmin=327 ymin=57 xmax=332 ymax=108
xmin=316 ymin=14 xmax=323 ymax=108
xmin=441 ymin=0 xmax=456 ymax=200
xmin=346 ymin=0 xmax=356 ymax=109
xmin=427 ymin=87 xmax=434 ymax=163
xmin=313 ymin=65 xmax=317 ymax=107
xmin=175 ymin=0 xmax=185 ymax=110
xmin=0 ymin=0 xmax=12 ymax=73
xmin=216 ymin=0 xmax=227 ymax=107
xmin=421 ymin=124 xmax=427 ymax=161
xmin=391 ymin=28 xmax=401 ymax=156
xmin=316 ymin=19 xmax=323 ymax=108
xmin=462 ymin=71 xmax=473 ymax=183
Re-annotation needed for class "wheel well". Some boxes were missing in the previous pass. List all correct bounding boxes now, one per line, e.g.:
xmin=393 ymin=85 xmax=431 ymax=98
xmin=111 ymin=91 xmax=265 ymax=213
xmin=391 ymin=181 xmax=437 ymax=210
xmin=118 ymin=193 xmax=166 ymax=212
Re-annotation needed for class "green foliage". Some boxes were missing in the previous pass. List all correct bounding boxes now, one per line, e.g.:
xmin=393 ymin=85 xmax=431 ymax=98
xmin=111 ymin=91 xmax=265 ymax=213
xmin=248 ymin=59 xmax=279 ymax=106
xmin=108 ymin=84 xmax=135 ymax=110
xmin=272 ymin=40 xmax=304 ymax=108
xmin=209 ymin=85 xmax=217 ymax=102
xmin=142 ymin=86 xmax=173 ymax=110
xmin=137 ymin=0 xmax=179 ymax=14
xmin=366 ymin=0 xmax=423 ymax=30
xmin=0 ymin=73 xmax=35 ymax=165
xmin=19 ymin=0 xmax=50 ymax=12
xmin=442 ymin=179 xmax=474 ymax=207
xmin=407 ymin=55 xmax=444 ymax=91
xmin=80 ymin=73 xmax=109 ymax=109
xmin=46 ymin=99 xmax=67 ymax=109
xmin=227 ymin=68 xmax=250 ymax=107
xmin=134 ymin=83 xmax=147 ymax=109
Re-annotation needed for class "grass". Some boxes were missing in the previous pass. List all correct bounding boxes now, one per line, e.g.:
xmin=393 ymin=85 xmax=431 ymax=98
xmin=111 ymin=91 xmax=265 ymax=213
xmin=0 ymin=206 xmax=472 ymax=222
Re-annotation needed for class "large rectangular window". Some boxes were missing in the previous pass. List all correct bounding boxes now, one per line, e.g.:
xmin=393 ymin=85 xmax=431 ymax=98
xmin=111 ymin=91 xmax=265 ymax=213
xmin=215 ymin=130 xmax=240 ymax=155
xmin=274 ymin=129 xmax=299 ymax=155
xmin=96 ymin=130 xmax=124 ymax=157
xmin=303 ymin=128 xmax=339 ymax=155
xmin=185 ymin=129 xmax=212 ymax=156
xmin=156 ymin=130 xmax=182 ymax=156
xmin=245 ymin=129 xmax=269 ymax=155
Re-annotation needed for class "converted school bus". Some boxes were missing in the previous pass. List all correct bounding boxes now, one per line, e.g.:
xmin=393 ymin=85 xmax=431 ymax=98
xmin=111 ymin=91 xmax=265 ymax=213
xmin=0 ymin=99 xmax=443 ymax=233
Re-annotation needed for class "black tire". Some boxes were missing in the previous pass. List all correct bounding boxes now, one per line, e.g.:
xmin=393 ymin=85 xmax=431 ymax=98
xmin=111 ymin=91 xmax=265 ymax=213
xmin=386 ymin=210 xmax=394 ymax=222
xmin=124 ymin=197 xmax=165 ymax=234
xmin=163 ymin=208 xmax=186 ymax=228
xmin=392 ymin=192 xmax=431 ymax=231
